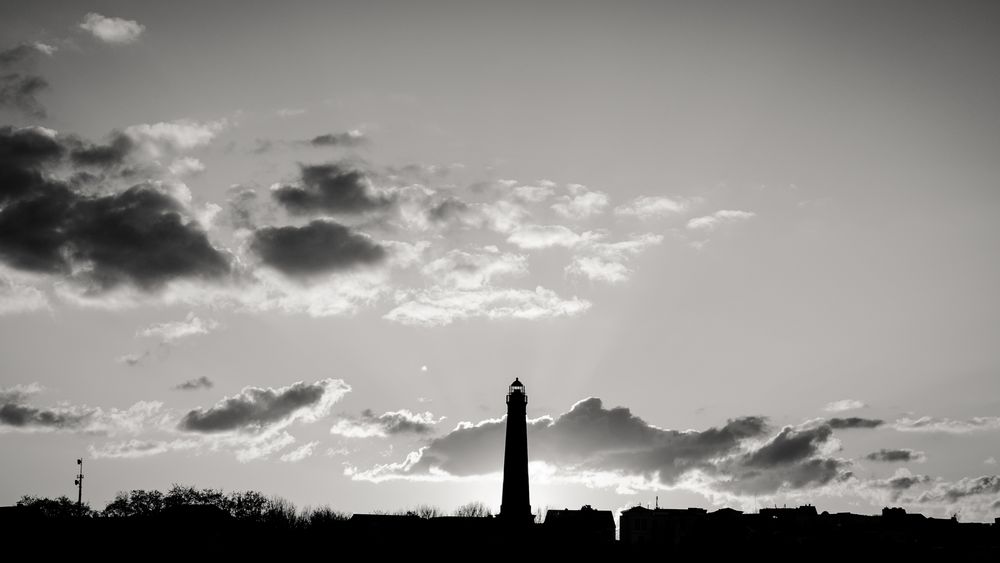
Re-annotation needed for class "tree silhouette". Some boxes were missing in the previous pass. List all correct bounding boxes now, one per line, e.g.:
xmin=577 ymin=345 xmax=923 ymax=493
xmin=454 ymin=501 xmax=492 ymax=517
xmin=103 ymin=489 xmax=165 ymax=518
xmin=17 ymin=495 xmax=95 ymax=518
xmin=412 ymin=504 xmax=443 ymax=518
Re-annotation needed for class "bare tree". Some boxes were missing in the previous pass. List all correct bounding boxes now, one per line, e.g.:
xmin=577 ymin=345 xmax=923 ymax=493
xmin=412 ymin=504 xmax=442 ymax=518
xmin=454 ymin=501 xmax=492 ymax=517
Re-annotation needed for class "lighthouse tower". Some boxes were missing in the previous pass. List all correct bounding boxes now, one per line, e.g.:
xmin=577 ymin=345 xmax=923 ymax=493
xmin=500 ymin=378 xmax=532 ymax=524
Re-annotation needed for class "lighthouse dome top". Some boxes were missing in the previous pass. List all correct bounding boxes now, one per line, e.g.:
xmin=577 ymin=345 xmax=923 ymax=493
xmin=507 ymin=378 xmax=527 ymax=404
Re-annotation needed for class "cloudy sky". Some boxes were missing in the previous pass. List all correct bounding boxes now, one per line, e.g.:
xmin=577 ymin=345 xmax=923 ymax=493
xmin=2 ymin=1 xmax=999 ymax=521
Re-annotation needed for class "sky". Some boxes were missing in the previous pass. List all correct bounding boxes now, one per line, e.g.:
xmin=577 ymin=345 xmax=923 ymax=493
xmin=1 ymin=0 xmax=999 ymax=522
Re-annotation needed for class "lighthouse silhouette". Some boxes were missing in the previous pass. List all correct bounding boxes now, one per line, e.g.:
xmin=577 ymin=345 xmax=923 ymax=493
xmin=500 ymin=378 xmax=533 ymax=524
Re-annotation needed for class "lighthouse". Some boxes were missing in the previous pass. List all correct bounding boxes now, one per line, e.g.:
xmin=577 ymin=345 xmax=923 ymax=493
xmin=500 ymin=378 xmax=532 ymax=524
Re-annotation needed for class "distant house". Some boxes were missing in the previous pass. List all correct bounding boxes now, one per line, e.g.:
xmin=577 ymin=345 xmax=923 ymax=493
xmin=619 ymin=506 xmax=707 ymax=546
xmin=543 ymin=505 xmax=616 ymax=544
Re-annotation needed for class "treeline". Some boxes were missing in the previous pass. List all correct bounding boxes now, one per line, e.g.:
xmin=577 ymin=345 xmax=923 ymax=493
xmin=13 ymin=485 xmax=491 ymax=523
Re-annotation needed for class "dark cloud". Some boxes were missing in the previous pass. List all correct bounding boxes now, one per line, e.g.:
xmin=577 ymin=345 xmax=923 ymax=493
xmin=69 ymin=132 xmax=134 ymax=167
xmin=0 ymin=184 xmax=231 ymax=290
xmin=925 ymin=475 xmax=1000 ymax=503
xmin=0 ymin=74 xmax=49 ymax=117
xmin=0 ymin=125 xmax=65 ymax=204
xmin=250 ymin=219 xmax=386 ymax=277
xmin=744 ymin=425 xmax=832 ymax=468
xmin=0 ymin=127 xmax=231 ymax=291
xmin=226 ymin=187 xmax=259 ymax=230
xmin=865 ymin=448 xmax=925 ymax=463
xmin=827 ymin=417 xmax=884 ymax=429
xmin=308 ymin=132 xmax=366 ymax=148
xmin=174 ymin=376 xmax=214 ymax=391
xmin=717 ymin=458 xmax=852 ymax=496
xmin=178 ymin=379 xmax=347 ymax=433
xmin=427 ymin=197 xmax=472 ymax=224
xmin=65 ymin=186 xmax=231 ymax=290
xmin=0 ymin=45 xmax=49 ymax=118
xmin=363 ymin=409 xmax=435 ymax=434
xmin=0 ymin=45 xmax=40 ymax=66
xmin=332 ymin=409 xmax=439 ymax=437
xmin=0 ymin=385 xmax=95 ymax=430
xmin=0 ymin=402 xmax=93 ymax=429
xmin=271 ymin=163 xmax=394 ymax=216
xmin=882 ymin=472 xmax=931 ymax=491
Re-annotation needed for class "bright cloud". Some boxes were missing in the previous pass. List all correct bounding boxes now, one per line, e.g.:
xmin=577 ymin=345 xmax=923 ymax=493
xmin=79 ymin=13 xmax=146 ymax=44
xmin=686 ymin=209 xmax=756 ymax=231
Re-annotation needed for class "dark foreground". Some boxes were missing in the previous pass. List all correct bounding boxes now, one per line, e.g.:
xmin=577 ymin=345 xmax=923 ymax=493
xmin=2 ymin=504 xmax=999 ymax=559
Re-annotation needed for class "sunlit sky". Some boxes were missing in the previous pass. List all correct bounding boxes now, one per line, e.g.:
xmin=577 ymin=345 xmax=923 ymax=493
xmin=1 ymin=1 xmax=999 ymax=521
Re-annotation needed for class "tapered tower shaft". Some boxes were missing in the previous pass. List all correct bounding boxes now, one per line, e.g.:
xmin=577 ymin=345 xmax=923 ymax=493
xmin=500 ymin=378 xmax=531 ymax=523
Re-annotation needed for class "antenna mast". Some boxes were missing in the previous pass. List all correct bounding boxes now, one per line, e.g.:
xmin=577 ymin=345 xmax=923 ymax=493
xmin=74 ymin=458 xmax=84 ymax=515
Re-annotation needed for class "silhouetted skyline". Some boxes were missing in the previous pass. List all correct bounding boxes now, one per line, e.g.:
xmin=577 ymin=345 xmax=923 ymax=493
xmin=2 ymin=1 xmax=1000 ymax=524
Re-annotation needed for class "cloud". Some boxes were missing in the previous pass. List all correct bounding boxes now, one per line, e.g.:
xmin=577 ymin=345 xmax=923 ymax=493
xmin=0 ymin=44 xmax=51 ymax=118
xmin=865 ymin=468 xmax=933 ymax=501
xmin=173 ymin=376 xmax=214 ymax=391
xmin=331 ymin=409 xmax=443 ymax=438
xmin=478 ymin=200 xmax=528 ymax=234
xmin=79 ymin=13 xmax=146 ymax=44
xmin=168 ymin=157 xmax=205 ymax=177
xmin=119 ymin=313 xmax=215 ymax=367
xmin=551 ymin=184 xmax=609 ymax=220
xmin=915 ymin=475 xmax=1000 ymax=513
xmin=32 ymin=43 xmax=57 ymax=56
xmin=271 ymin=163 xmax=395 ymax=216
xmin=178 ymin=378 xmax=350 ymax=434
xmin=565 ymin=233 xmax=663 ymax=284
xmin=139 ymin=312 xmax=220 ymax=343
xmin=384 ymin=286 xmax=590 ymax=327
xmin=280 ymin=441 xmax=319 ymax=462
xmin=686 ymin=209 xmax=755 ymax=231
xmin=232 ymin=267 xmax=390 ymax=318
xmin=0 ymin=126 xmax=231 ymax=294
xmin=426 ymin=197 xmax=475 ymax=227
xmin=69 ymin=132 xmax=134 ymax=168
xmin=422 ymin=247 xmax=527 ymax=290
xmin=250 ymin=220 xmax=388 ymax=277
xmin=827 ymin=417 xmax=884 ymax=429
xmin=89 ymin=438 xmax=199 ymax=459
xmin=892 ymin=416 xmax=1000 ymax=433
xmin=742 ymin=425 xmax=834 ymax=467
xmin=0 ymin=74 xmax=48 ymax=118
xmin=124 ymin=119 xmax=225 ymax=158
xmin=824 ymin=399 xmax=867 ymax=413
xmin=564 ymin=257 xmax=630 ymax=284
xmin=511 ymin=183 xmax=555 ymax=203
xmin=0 ymin=384 xmax=165 ymax=436
xmin=0 ymin=270 xmax=48 ymax=314
xmin=506 ymin=225 xmax=599 ymax=250
xmin=0 ymin=182 xmax=231 ymax=291
xmin=865 ymin=448 xmax=926 ymax=463
xmin=308 ymin=130 xmax=366 ymax=147
xmin=0 ymin=44 xmax=46 ymax=66
xmin=0 ymin=384 xmax=93 ymax=431
xmin=615 ymin=195 xmax=694 ymax=219
xmin=352 ymin=397 xmax=853 ymax=498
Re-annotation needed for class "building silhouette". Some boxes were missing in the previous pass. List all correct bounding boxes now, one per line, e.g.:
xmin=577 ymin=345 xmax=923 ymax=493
xmin=544 ymin=505 xmax=616 ymax=544
xmin=500 ymin=378 xmax=533 ymax=524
